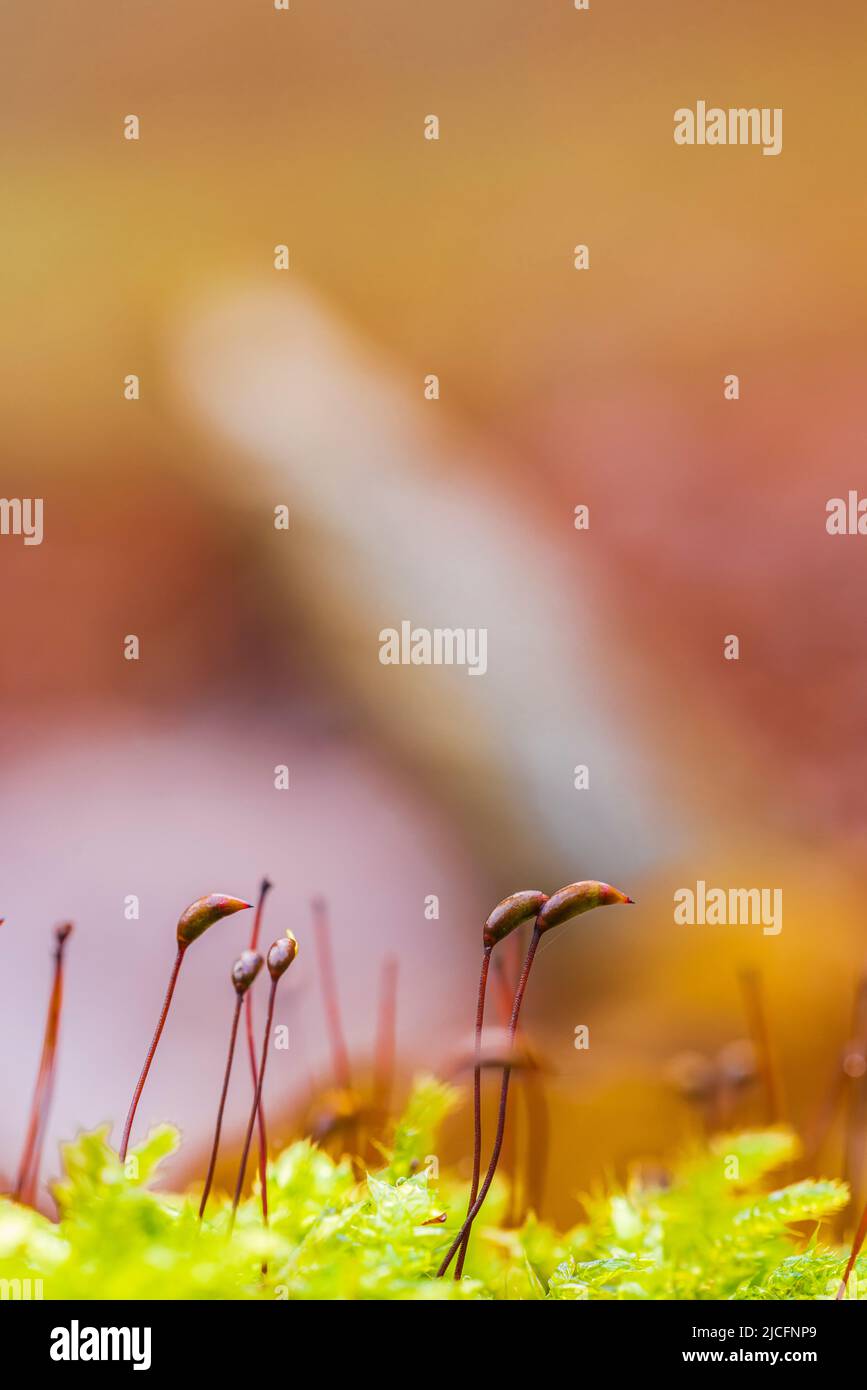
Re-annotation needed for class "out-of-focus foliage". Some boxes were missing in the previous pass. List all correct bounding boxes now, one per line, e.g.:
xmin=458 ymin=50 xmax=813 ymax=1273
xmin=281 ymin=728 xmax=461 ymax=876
xmin=0 ymin=1083 xmax=862 ymax=1300
xmin=543 ymin=1131 xmax=853 ymax=1301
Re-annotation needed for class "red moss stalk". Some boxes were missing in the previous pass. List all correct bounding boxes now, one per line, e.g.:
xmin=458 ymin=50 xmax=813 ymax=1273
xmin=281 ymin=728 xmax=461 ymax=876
xmin=836 ymin=1201 xmax=867 ymax=1300
xmin=230 ymin=932 xmax=298 ymax=1231
xmin=455 ymin=890 xmax=548 ymax=1278
xmin=199 ymin=950 xmax=264 ymax=1219
xmin=244 ymin=878 xmax=273 ymax=1221
xmin=15 ymin=924 xmax=73 ymax=1204
xmin=312 ymin=896 xmax=352 ymax=1090
xmin=119 ymin=894 xmax=251 ymax=1162
xmin=441 ymin=881 xmax=633 ymax=1278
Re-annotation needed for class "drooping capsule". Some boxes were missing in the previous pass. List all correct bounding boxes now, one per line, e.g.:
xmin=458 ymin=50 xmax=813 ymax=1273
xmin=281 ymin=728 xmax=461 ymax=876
xmin=440 ymin=877 xmax=634 ymax=1279
xmin=717 ymin=1039 xmax=757 ymax=1089
xmin=666 ymin=1049 xmax=716 ymax=1103
xmin=482 ymin=890 xmax=549 ymax=948
xmin=176 ymin=894 xmax=253 ymax=946
xmin=232 ymin=949 xmax=264 ymax=996
xmin=120 ymin=893 xmax=252 ymax=1164
xmin=267 ymin=930 xmax=299 ymax=979
xmin=536 ymin=880 xmax=633 ymax=933
xmin=231 ymin=929 xmax=301 ymax=1229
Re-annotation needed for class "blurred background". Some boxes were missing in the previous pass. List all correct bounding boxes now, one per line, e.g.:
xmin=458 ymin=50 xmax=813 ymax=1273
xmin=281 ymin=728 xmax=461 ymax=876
xmin=2 ymin=1 xmax=867 ymax=1222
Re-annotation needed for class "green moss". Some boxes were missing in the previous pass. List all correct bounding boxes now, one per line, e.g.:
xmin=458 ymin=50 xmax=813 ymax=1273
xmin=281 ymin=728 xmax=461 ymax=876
xmin=1 ymin=1080 xmax=862 ymax=1300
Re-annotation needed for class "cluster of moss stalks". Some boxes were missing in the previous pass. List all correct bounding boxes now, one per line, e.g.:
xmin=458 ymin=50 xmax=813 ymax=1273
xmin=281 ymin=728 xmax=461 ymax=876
xmin=2 ymin=887 xmax=865 ymax=1300
xmin=0 ymin=1077 xmax=861 ymax=1300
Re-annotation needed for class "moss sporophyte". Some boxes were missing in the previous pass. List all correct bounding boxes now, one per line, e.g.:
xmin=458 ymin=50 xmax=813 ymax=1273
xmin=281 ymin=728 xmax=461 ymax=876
xmin=4 ymin=880 xmax=867 ymax=1301
xmin=199 ymin=950 xmax=264 ymax=1221
xmin=438 ymin=881 xmax=633 ymax=1278
xmin=119 ymin=895 xmax=252 ymax=1162
xmin=231 ymin=931 xmax=299 ymax=1231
